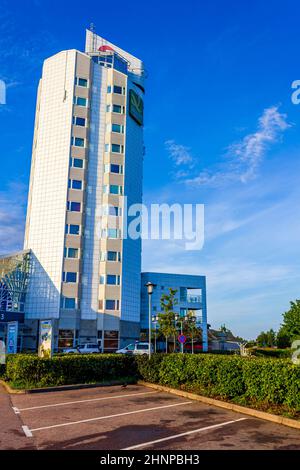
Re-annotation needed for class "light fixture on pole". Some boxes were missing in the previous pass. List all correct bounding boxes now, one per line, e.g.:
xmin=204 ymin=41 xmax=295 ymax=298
xmin=152 ymin=314 xmax=159 ymax=353
xmin=190 ymin=315 xmax=196 ymax=354
xmin=145 ymin=281 xmax=156 ymax=359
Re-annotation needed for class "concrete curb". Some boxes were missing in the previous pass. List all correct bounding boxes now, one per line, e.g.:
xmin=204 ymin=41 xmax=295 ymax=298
xmin=0 ymin=380 xmax=25 ymax=394
xmin=138 ymin=381 xmax=300 ymax=431
xmin=0 ymin=379 xmax=135 ymax=395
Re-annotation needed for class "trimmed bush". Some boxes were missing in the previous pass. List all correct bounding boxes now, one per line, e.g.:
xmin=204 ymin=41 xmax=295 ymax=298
xmin=135 ymin=354 xmax=164 ymax=383
xmin=248 ymin=348 xmax=292 ymax=358
xmin=136 ymin=353 xmax=300 ymax=411
xmin=5 ymin=354 xmax=137 ymax=388
xmin=3 ymin=353 xmax=300 ymax=412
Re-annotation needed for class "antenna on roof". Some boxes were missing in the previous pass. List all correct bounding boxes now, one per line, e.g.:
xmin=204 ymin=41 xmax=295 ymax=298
xmin=89 ymin=22 xmax=96 ymax=52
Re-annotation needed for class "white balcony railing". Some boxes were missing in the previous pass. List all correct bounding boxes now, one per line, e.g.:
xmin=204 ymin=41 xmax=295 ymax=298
xmin=186 ymin=294 xmax=202 ymax=303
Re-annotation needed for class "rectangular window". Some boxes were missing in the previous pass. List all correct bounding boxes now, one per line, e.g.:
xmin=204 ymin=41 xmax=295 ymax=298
xmin=76 ymin=77 xmax=88 ymax=87
xmin=107 ymin=85 xmax=112 ymax=93
xmin=110 ymin=185 xmax=122 ymax=195
xmin=102 ymin=205 xmax=121 ymax=216
xmin=68 ymin=248 xmax=79 ymax=258
xmin=105 ymin=299 xmax=119 ymax=310
xmin=111 ymin=164 xmax=122 ymax=174
xmin=113 ymin=85 xmax=123 ymax=95
xmin=74 ymin=96 xmax=87 ymax=106
xmin=112 ymin=104 xmax=122 ymax=113
xmin=107 ymin=251 xmax=120 ymax=261
xmin=104 ymin=330 xmax=119 ymax=351
xmin=107 ymin=274 xmax=120 ymax=285
xmin=70 ymin=224 xmax=80 ymax=235
xmin=63 ymin=272 xmax=77 ymax=283
xmin=64 ymin=247 xmax=79 ymax=258
xmin=112 ymin=123 xmax=124 ymax=133
xmin=67 ymin=201 xmax=81 ymax=212
xmin=68 ymin=179 xmax=83 ymax=190
xmin=101 ymin=229 xmax=120 ymax=239
xmin=100 ymin=251 xmax=120 ymax=261
xmin=70 ymin=157 xmax=84 ymax=168
xmin=106 ymin=104 xmax=111 ymax=112
xmin=61 ymin=296 xmax=76 ymax=309
xmin=65 ymin=224 xmax=80 ymax=235
xmin=105 ymin=143 xmax=110 ymax=152
xmin=111 ymin=143 xmax=123 ymax=153
xmin=73 ymin=116 xmax=86 ymax=127
xmin=104 ymin=164 xmax=123 ymax=174
xmin=108 ymin=228 xmax=120 ymax=238
xmin=58 ymin=329 xmax=74 ymax=349
xmin=99 ymin=275 xmax=105 ymax=284
xmin=72 ymin=137 xmax=85 ymax=147
xmin=109 ymin=205 xmax=121 ymax=216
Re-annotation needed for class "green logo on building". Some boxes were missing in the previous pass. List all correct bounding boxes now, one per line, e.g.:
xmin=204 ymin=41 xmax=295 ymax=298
xmin=129 ymin=89 xmax=143 ymax=126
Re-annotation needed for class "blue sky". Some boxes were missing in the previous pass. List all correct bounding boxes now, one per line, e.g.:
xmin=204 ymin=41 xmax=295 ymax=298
xmin=1 ymin=0 xmax=300 ymax=338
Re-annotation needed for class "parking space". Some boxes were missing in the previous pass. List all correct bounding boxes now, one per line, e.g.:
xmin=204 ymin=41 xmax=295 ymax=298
xmin=8 ymin=384 xmax=300 ymax=450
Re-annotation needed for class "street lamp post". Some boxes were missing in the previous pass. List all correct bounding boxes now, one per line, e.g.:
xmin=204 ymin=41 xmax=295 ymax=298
xmin=190 ymin=316 xmax=196 ymax=354
xmin=145 ymin=282 xmax=156 ymax=359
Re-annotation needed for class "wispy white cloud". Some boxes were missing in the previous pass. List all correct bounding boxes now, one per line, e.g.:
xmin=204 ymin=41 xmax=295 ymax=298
xmin=169 ymin=106 xmax=291 ymax=187
xmin=226 ymin=105 xmax=291 ymax=183
xmin=165 ymin=139 xmax=195 ymax=166
xmin=142 ymin=152 xmax=300 ymax=338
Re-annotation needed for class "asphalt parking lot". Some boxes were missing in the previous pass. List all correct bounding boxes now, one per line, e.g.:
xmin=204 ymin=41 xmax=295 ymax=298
xmin=4 ymin=384 xmax=300 ymax=450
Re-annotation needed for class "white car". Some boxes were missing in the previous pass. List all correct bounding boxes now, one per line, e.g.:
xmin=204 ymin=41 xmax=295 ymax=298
xmin=116 ymin=342 xmax=153 ymax=355
xmin=63 ymin=343 xmax=101 ymax=354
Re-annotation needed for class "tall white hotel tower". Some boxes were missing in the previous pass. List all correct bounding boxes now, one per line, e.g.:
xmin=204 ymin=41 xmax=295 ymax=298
xmin=23 ymin=30 xmax=145 ymax=351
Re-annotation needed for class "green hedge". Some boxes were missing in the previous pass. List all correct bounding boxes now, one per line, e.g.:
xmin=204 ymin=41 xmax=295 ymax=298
xmin=249 ymin=348 xmax=292 ymax=358
xmin=3 ymin=353 xmax=300 ymax=412
xmin=5 ymin=354 xmax=137 ymax=388
xmin=135 ymin=354 xmax=300 ymax=410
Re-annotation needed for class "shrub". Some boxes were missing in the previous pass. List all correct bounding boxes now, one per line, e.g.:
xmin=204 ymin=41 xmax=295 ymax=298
xmin=135 ymin=354 xmax=164 ymax=383
xmin=5 ymin=354 xmax=137 ymax=388
xmin=136 ymin=353 xmax=300 ymax=410
xmin=248 ymin=348 xmax=291 ymax=358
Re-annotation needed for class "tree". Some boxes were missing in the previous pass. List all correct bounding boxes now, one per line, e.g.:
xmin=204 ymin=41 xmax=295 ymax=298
xmin=276 ymin=330 xmax=290 ymax=349
xmin=277 ymin=300 xmax=300 ymax=347
xmin=183 ymin=315 xmax=203 ymax=353
xmin=256 ymin=329 xmax=276 ymax=347
xmin=157 ymin=288 xmax=178 ymax=353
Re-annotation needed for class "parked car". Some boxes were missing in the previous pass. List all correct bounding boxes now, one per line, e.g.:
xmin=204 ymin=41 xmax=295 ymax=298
xmin=63 ymin=343 xmax=101 ymax=354
xmin=116 ymin=342 xmax=153 ymax=355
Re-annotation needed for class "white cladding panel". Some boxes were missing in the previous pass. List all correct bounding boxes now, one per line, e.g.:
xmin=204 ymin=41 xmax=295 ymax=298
xmin=24 ymin=51 xmax=76 ymax=318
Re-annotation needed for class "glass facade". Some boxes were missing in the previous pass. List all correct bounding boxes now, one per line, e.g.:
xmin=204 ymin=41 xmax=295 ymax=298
xmin=0 ymin=250 xmax=30 ymax=322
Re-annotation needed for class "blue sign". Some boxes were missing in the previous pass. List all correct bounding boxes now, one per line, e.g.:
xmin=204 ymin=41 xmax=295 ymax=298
xmin=7 ymin=322 xmax=18 ymax=354
xmin=178 ymin=334 xmax=187 ymax=344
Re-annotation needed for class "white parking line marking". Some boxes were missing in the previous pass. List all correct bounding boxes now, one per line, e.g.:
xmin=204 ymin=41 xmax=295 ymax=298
xmin=26 ymin=401 xmax=192 ymax=434
xmin=16 ymin=390 xmax=159 ymax=412
xmin=22 ymin=425 xmax=33 ymax=438
xmin=12 ymin=406 xmax=20 ymax=414
xmin=123 ymin=418 xmax=248 ymax=449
